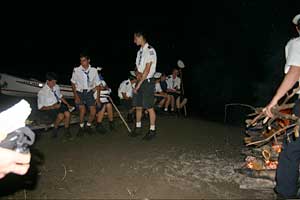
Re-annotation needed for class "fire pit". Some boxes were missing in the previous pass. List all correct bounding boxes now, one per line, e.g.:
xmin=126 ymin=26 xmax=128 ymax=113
xmin=235 ymin=86 xmax=300 ymax=190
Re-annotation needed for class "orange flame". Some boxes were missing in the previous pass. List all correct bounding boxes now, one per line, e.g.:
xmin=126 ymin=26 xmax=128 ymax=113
xmin=272 ymin=144 xmax=282 ymax=153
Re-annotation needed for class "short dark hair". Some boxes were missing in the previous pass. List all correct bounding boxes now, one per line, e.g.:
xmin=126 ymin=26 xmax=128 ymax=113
xmin=80 ymin=53 xmax=90 ymax=60
xmin=134 ymin=31 xmax=147 ymax=41
xmin=46 ymin=72 xmax=58 ymax=81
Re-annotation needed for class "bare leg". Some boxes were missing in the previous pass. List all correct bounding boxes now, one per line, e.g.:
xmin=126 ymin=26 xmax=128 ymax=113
xmin=88 ymin=106 xmax=96 ymax=124
xmin=97 ymin=106 xmax=106 ymax=123
xmin=165 ymin=95 xmax=171 ymax=109
xmin=148 ymin=108 xmax=156 ymax=127
xmin=54 ymin=113 xmax=64 ymax=128
xmin=176 ymin=96 xmax=181 ymax=109
xmin=170 ymin=95 xmax=175 ymax=111
xmin=79 ymin=105 xmax=86 ymax=124
xmin=136 ymin=107 xmax=143 ymax=125
xmin=64 ymin=111 xmax=71 ymax=128
xmin=106 ymin=103 xmax=113 ymax=122
xmin=158 ymin=98 xmax=165 ymax=108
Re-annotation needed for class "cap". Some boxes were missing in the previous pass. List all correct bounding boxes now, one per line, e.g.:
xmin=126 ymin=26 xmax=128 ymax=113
xmin=177 ymin=60 xmax=185 ymax=69
xmin=292 ymin=14 xmax=300 ymax=25
xmin=154 ymin=72 xmax=162 ymax=79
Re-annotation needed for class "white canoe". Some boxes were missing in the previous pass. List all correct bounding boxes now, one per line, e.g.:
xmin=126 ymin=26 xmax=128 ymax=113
xmin=0 ymin=73 xmax=74 ymax=99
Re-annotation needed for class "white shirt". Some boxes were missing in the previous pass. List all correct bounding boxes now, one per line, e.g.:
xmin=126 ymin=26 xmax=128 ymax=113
xmin=284 ymin=37 xmax=300 ymax=93
xmin=166 ymin=75 xmax=181 ymax=90
xmin=93 ymin=80 xmax=111 ymax=103
xmin=135 ymin=43 xmax=157 ymax=79
xmin=37 ymin=84 xmax=63 ymax=110
xmin=71 ymin=65 xmax=100 ymax=92
xmin=118 ymin=79 xmax=133 ymax=99
xmin=155 ymin=82 xmax=162 ymax=93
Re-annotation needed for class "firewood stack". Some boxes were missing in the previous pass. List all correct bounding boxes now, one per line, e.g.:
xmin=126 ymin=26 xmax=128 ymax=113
xmin=238 ymin=86 xmax=300 ymax=180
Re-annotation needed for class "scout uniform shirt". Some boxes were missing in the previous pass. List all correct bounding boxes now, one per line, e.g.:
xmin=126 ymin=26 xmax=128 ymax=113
xmin=284 ymin=36 xmax=300 ymax=94
xmin=166 ymin=75 xmax=181 ymax=90
xmin=118 ymin=79 xmax=133 ymax=99
xmin=71 ymin=65 xmax=100 ymax=92
xmin=135 ymin=43 xmax=157 ymax=79
xmin=37 ymin=84 xmax=62 ymax=110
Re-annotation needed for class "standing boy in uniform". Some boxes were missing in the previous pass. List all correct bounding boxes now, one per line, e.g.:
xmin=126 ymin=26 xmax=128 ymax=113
xmin=132 ymin=32 xmax=157 ymax=140
xmin=71 ymin=54 xmax=101 ymax=136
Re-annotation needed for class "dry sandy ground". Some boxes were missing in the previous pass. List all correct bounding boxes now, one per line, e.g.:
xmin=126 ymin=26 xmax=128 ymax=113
xmin=0 ymin=114 xmax=276 ymax=199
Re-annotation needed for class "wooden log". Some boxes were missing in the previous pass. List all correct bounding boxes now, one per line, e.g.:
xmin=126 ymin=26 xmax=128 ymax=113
xmin=235 ymin=168 xmax=276 ymax=181
xmin=239 ymin=177 xmax=276 ymax=190
xmin=246 ymin=124 xmax=297 ymax=146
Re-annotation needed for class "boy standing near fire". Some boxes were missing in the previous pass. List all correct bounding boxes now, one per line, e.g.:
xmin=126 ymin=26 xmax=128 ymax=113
xmin=264 ymin=14 xmax=300 ymax=199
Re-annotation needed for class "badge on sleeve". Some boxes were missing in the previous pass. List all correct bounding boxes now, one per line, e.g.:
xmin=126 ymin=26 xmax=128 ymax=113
xmin=149 ymin=50 xmax=155 ymax=56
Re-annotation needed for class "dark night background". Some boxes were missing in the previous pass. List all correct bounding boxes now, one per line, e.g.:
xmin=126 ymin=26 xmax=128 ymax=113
xmin=0 ymin=1 xmax=299 ymax=123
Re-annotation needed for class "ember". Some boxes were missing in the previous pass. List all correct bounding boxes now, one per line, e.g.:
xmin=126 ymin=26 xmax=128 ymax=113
xmin=272 ymin=144 xmax=282 ymax=153
xmin=265 ymin=160 xmax=278 ymax=169
xmin=245 ymin=156 xmax=278 ymax=170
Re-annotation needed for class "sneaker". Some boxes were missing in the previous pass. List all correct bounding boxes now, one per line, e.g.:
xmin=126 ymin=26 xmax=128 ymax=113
xmin=96 ymin=123 xmax=107 ymax=134
xmin=77 ymin=127 xmax=85 ymax=137
xmin=130 ymin=127 xmax=142 ymax=137
xmin=142 ymin=130 xmax=157 ymax=140
xmin=52 ymin=128 xmax=59 ymax=138
xmin=86 ymin=126 xmax=94 ymax=135
xmin=64 ymin=128 xmax=72 ymax=139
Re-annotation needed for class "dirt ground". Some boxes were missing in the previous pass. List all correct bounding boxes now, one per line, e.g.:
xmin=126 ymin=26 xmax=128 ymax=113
xmin=0 ymin=110 xmax=276 ymax=199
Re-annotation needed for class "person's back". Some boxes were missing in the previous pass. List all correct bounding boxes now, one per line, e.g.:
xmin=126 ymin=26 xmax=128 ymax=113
xmin=161 ymin=81 xmax=167 ymax=90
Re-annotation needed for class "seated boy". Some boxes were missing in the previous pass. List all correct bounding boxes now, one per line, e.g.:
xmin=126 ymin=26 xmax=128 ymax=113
xmin=37 ymin=72 xmax=73 ymax=138
xmin=94 ymin=73 xmax=114 ymax=134
xmin=118 ymin=71 xmax=137 ymax=122
xmin=154 ymin=72 xmax=170 ymax=112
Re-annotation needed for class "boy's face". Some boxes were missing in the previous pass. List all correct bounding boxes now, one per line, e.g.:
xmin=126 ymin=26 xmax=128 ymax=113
xmin=172 ymin=69 xmax=179 ymax=77
xmin=47 ymin=80 xmax=57 ymax=88
xmin=134 ymin=35 xmax=143 ymax=46
xmin=80 ymin=57 xmax=90 ymax=68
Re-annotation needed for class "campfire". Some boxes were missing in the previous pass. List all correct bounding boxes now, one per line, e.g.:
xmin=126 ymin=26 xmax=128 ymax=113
xmin=235 ymin=86 xmax=300 ymax=189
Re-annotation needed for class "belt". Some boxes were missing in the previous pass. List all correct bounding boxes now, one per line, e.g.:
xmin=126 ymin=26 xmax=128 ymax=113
xmin=77 ymin=89 xmax=92 ymax=93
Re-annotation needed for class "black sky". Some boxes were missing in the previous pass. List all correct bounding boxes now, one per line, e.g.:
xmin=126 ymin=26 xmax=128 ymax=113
xmin=0 ymin=1 xmax=299 ymax=121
